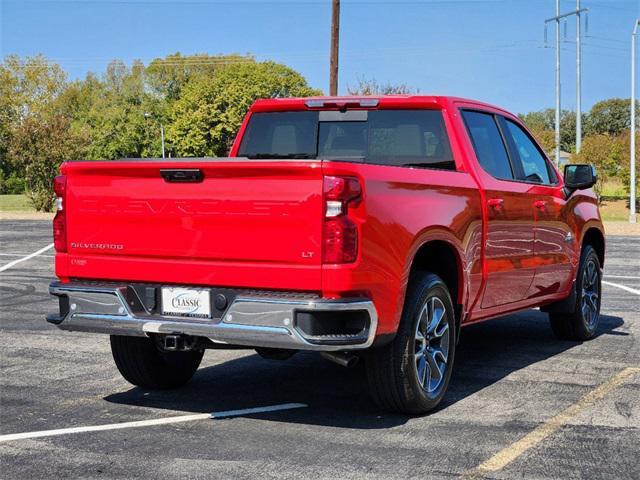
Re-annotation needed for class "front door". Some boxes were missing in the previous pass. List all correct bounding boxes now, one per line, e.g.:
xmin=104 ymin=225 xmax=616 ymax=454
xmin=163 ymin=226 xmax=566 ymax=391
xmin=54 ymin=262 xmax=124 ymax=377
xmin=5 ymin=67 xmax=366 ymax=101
xmin=461 ymin=110 xmax=536 ymax=309
xmin=499 ymin=117 xmax=576 ymax=298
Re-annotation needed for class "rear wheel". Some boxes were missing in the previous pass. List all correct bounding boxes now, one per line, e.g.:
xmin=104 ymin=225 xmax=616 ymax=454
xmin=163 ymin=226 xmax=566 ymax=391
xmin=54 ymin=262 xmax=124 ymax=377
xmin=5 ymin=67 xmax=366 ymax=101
xmin=549 ymin=244 xmax=602 ymax=341
xmin=366 ymin=273 xmax=456 ymax=414
xmin=110 ymin=335 xmax=204 ymax=389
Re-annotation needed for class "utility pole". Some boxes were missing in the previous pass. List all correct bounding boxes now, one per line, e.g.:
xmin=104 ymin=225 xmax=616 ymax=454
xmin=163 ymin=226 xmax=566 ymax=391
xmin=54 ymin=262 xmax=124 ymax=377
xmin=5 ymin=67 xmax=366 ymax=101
xmin=631 ymin=19 xmax=639 ymax=224
xmin=576 ymin=0 xmax=582 ymax=153
xmin=545 ymin=2 xmax=588 ymax=166
xmin=329 ymin=0 xmax=340 ymax=96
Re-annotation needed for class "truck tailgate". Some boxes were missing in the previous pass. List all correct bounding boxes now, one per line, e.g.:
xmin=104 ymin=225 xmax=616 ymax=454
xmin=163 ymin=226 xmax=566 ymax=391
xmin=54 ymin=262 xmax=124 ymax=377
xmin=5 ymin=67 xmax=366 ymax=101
xmin=59 ymin=159 xmax=324 ymax=290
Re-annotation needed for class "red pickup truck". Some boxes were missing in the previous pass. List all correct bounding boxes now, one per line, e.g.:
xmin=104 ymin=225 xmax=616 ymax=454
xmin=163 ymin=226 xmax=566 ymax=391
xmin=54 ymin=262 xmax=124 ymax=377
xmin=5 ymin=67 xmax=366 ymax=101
xmin=48 ymin=96 xmax=605 ymax=414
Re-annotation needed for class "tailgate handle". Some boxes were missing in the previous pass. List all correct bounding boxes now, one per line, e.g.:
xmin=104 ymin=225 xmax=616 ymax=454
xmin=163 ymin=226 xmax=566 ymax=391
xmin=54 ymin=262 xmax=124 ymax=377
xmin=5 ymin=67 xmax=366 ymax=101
xmin=160 ymin=169 xmax=204 ymax=183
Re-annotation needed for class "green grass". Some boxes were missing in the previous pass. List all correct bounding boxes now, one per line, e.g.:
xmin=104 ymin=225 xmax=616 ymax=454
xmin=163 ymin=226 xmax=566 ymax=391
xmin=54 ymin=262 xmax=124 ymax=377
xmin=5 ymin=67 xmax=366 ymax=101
xmin=0 ymin=194 xmax=34 ymax=212
xmin=600 ymin=179 xmax=627 ymax=198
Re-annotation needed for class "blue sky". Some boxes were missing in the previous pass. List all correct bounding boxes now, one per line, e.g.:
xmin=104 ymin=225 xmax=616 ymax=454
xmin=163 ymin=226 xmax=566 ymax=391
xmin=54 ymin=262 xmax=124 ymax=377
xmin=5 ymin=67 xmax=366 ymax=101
xmin=1 ymin=0 xmax=638 ymax=114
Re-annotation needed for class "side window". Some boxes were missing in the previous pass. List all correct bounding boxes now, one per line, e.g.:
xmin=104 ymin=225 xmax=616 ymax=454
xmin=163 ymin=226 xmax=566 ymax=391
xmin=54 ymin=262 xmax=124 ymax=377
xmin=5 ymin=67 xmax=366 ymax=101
xmin=365 ymin=110 xmax=455 ymax=170
xmin=504 ymin=119 xmax=552 ymax=184
xmin=462 ymin=111 xmax=514 ymax=180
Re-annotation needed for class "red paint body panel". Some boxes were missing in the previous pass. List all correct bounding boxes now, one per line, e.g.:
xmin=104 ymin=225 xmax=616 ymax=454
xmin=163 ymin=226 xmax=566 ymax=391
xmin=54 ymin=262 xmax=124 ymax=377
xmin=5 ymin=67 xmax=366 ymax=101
xmin=60 ymin=160 xmax=324 ymax=291
xmin=320 ymin=161 xmax=483 ymax=335
xmin=55 ymin=95 xmax=605 ymax=339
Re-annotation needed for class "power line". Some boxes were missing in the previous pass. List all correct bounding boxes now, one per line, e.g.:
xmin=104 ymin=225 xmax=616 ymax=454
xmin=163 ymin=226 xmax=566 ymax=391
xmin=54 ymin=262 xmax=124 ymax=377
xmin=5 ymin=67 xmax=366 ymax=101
xmin=586 ymin=35 xmax=629 ymax=45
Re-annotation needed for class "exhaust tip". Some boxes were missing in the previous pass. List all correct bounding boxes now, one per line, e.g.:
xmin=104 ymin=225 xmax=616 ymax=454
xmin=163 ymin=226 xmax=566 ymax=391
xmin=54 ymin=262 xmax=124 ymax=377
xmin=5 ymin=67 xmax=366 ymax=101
xmin=320 ymin=351 xmax=359 ymax=368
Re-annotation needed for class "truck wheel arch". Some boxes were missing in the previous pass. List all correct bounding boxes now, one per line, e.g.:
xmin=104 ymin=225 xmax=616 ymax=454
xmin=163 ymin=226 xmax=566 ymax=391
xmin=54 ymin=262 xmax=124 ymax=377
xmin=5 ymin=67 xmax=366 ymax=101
xmin=404 ymin=237 xmax=465 ymax=338
xmin=581 ymin=226 xmax=605 ymax=267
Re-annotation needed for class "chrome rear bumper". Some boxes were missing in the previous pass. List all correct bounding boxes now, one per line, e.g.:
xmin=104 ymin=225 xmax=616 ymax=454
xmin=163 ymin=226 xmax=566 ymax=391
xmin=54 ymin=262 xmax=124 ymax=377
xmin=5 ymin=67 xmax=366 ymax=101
xmin=47 ymin=282 xmax=377 ymax=351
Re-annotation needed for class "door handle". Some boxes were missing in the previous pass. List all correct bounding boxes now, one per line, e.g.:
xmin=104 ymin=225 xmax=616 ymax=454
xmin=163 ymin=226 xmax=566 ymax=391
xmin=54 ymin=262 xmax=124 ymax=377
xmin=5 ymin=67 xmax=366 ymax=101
xmin=160 ymin=169 xmax=204 ymax=183
xmin=487 ymin=198 xmax=504 ymax=210
xmin=534 ymin=200 xmax=547 ymax=210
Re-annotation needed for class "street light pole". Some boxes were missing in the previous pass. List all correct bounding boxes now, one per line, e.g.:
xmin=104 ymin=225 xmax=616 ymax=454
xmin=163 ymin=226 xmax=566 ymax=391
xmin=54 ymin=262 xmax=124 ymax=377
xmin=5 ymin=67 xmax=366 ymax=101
xmin=631 ymin=19 xmax=639 ymax=224
xmin=576 ymin=0 xmax=582 ymax=153
xmin=555 ymin=0 xmax=561 ymax=166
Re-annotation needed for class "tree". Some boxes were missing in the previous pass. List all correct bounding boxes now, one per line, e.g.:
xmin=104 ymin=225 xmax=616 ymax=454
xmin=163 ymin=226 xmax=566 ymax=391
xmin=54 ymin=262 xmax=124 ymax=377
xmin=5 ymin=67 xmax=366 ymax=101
xmin=145 ymin=52 xmax=251 ymax=101
xmin=527 ymin=127 xmax=555 ymax=155
xmin=347 ymin=77 xmax=415 ymax=95
xmin=615 ymin=131 xmax=639 ymax=196
xmin=571 ymin=133 xmax=635 ymax=197
xmin=9 ymin=114 xmax=88 ymax=210
xmin=168 ymin=60 xmax=321 ymax=157
xmin=1 ymin=55 xmax=68 ymax=185
xmin=1 ymin=55 xmax=88 ymax=206
xmin=519 ymin=108 xmax=578 ymax=152
xmin=584 ymin=98 xmax=638 ymax=136
xmin=571 ymin=135 xmax=610 ymax=196
xmin=69 ymin=60 xmax=166 ymax=160
xmin=0 ymin=66 xmax=14 ymax=173
xmin=519 ymin=109 xmax=555 ymax=131
xmin=0 ymin=54 xmax=66 ymax=118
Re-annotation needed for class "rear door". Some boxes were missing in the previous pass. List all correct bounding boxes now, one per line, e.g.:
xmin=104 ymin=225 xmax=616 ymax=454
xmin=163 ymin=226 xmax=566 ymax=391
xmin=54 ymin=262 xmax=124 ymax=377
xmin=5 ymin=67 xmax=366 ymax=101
xmin=461 ymin=110 xmax=536 ymax=309
xmin=499 ymin=117 xmax=576 ymax=298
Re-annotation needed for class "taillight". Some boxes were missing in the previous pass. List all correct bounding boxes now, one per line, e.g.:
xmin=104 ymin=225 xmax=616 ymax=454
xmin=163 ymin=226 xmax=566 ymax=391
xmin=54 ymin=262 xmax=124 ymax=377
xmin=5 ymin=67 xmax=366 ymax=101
xmin=323 ymin=176 xmax=361 ymax=264
xmin=53 ymin=175 xmax=67 ymax=252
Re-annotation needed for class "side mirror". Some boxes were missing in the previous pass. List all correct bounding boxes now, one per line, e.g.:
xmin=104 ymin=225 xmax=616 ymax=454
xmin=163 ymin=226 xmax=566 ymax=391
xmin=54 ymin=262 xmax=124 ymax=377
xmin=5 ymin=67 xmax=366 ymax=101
xmin=564 ymin=164 xmax=597 ymax=190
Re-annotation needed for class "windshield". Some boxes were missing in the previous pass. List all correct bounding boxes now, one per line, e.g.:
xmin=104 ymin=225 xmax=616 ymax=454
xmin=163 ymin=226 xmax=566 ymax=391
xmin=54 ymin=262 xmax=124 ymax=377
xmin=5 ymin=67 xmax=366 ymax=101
xmin=238 ymin=109 xmax=455 ymax=169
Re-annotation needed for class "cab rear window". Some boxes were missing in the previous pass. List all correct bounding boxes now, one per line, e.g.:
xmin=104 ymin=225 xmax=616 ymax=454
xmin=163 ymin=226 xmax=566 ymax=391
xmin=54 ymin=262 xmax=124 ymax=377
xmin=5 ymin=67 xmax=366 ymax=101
xmin=238 ymin=109 xmax=455 ymax=170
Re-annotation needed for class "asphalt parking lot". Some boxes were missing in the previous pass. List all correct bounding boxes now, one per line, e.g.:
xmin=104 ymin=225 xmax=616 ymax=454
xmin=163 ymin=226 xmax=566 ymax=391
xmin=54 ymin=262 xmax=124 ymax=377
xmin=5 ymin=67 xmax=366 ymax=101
xmin=1 ymin=220 xmax=639 ymax=479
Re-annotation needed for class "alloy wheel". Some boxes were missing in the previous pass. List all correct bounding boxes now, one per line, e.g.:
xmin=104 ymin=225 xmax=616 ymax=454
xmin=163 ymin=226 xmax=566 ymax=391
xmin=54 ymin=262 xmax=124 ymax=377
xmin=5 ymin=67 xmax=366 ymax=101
xmin=414 ymin=296 xmax=450 ymax=395
xmin=581 ymin=258 xmax=600 ymax=329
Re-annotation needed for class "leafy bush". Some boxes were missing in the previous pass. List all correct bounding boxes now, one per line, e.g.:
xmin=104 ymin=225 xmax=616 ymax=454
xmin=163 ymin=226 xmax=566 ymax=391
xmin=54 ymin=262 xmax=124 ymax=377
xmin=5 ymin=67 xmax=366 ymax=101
xmin=10 ymin=115 xmax=87 ymax=211
xmin=600 ymin=179 xmax=627 ymax=197
xmin=572 ymin=132 xmax=637 ymax=198
xmin=4 ymin=173 xmax=27 ymax=194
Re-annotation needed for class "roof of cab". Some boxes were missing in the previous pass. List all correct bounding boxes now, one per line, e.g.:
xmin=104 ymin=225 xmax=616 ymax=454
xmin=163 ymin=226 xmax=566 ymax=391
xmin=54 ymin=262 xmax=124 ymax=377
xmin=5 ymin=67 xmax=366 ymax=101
xmin=249 ymin=95 xmax=513 ymax=116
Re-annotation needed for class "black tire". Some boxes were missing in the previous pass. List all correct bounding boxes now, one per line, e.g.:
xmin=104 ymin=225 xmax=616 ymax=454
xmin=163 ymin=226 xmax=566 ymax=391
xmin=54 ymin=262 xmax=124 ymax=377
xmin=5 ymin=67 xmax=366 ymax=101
xmin=549 ymin=244 xmax=602 ymax=341
xmin=365 ymin=273 xmax=456 ymax=415
xmin=110 ymin=335 xmax=204 ymax=389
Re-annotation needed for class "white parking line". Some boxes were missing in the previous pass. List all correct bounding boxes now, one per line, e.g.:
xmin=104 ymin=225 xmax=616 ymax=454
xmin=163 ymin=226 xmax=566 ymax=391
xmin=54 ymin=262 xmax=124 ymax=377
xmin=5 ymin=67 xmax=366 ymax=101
xmin=604 ymin=275 xmax=640 ymax=280
xmin=602 ymin=280 xmax=640 ymax=296
xmin=0 ymin=243 xmax=54 ymax=272
xmin=210 ymin=403 xmax=307 ymax=419
xmin=0 ymin=403 xmax=307 ymax=443
xmin=0 ymin=253 xmax=55 ymax=258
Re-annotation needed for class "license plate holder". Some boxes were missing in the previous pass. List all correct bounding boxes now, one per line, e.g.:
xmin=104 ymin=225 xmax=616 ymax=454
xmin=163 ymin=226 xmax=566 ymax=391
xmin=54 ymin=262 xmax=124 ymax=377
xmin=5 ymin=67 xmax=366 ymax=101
xmin=161 ymin=287 xmax=211 ymax=319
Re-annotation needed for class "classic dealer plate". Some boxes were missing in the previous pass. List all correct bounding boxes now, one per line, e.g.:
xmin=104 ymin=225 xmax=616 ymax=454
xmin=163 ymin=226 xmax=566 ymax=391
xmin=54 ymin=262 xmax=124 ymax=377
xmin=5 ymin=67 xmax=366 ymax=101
xmin=161 ymin=287 xmax=211 ymax=319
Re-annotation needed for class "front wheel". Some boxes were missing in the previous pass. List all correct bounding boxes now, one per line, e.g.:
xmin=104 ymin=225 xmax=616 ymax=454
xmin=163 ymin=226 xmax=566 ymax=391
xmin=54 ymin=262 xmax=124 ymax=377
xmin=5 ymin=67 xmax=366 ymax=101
xmin=366 ymin=273 xmax=456 ymax=415
xmin=110 ymin=335 xmax=204 ymax=389
xmin=549 ymin=244 xmax=602 ymax=341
